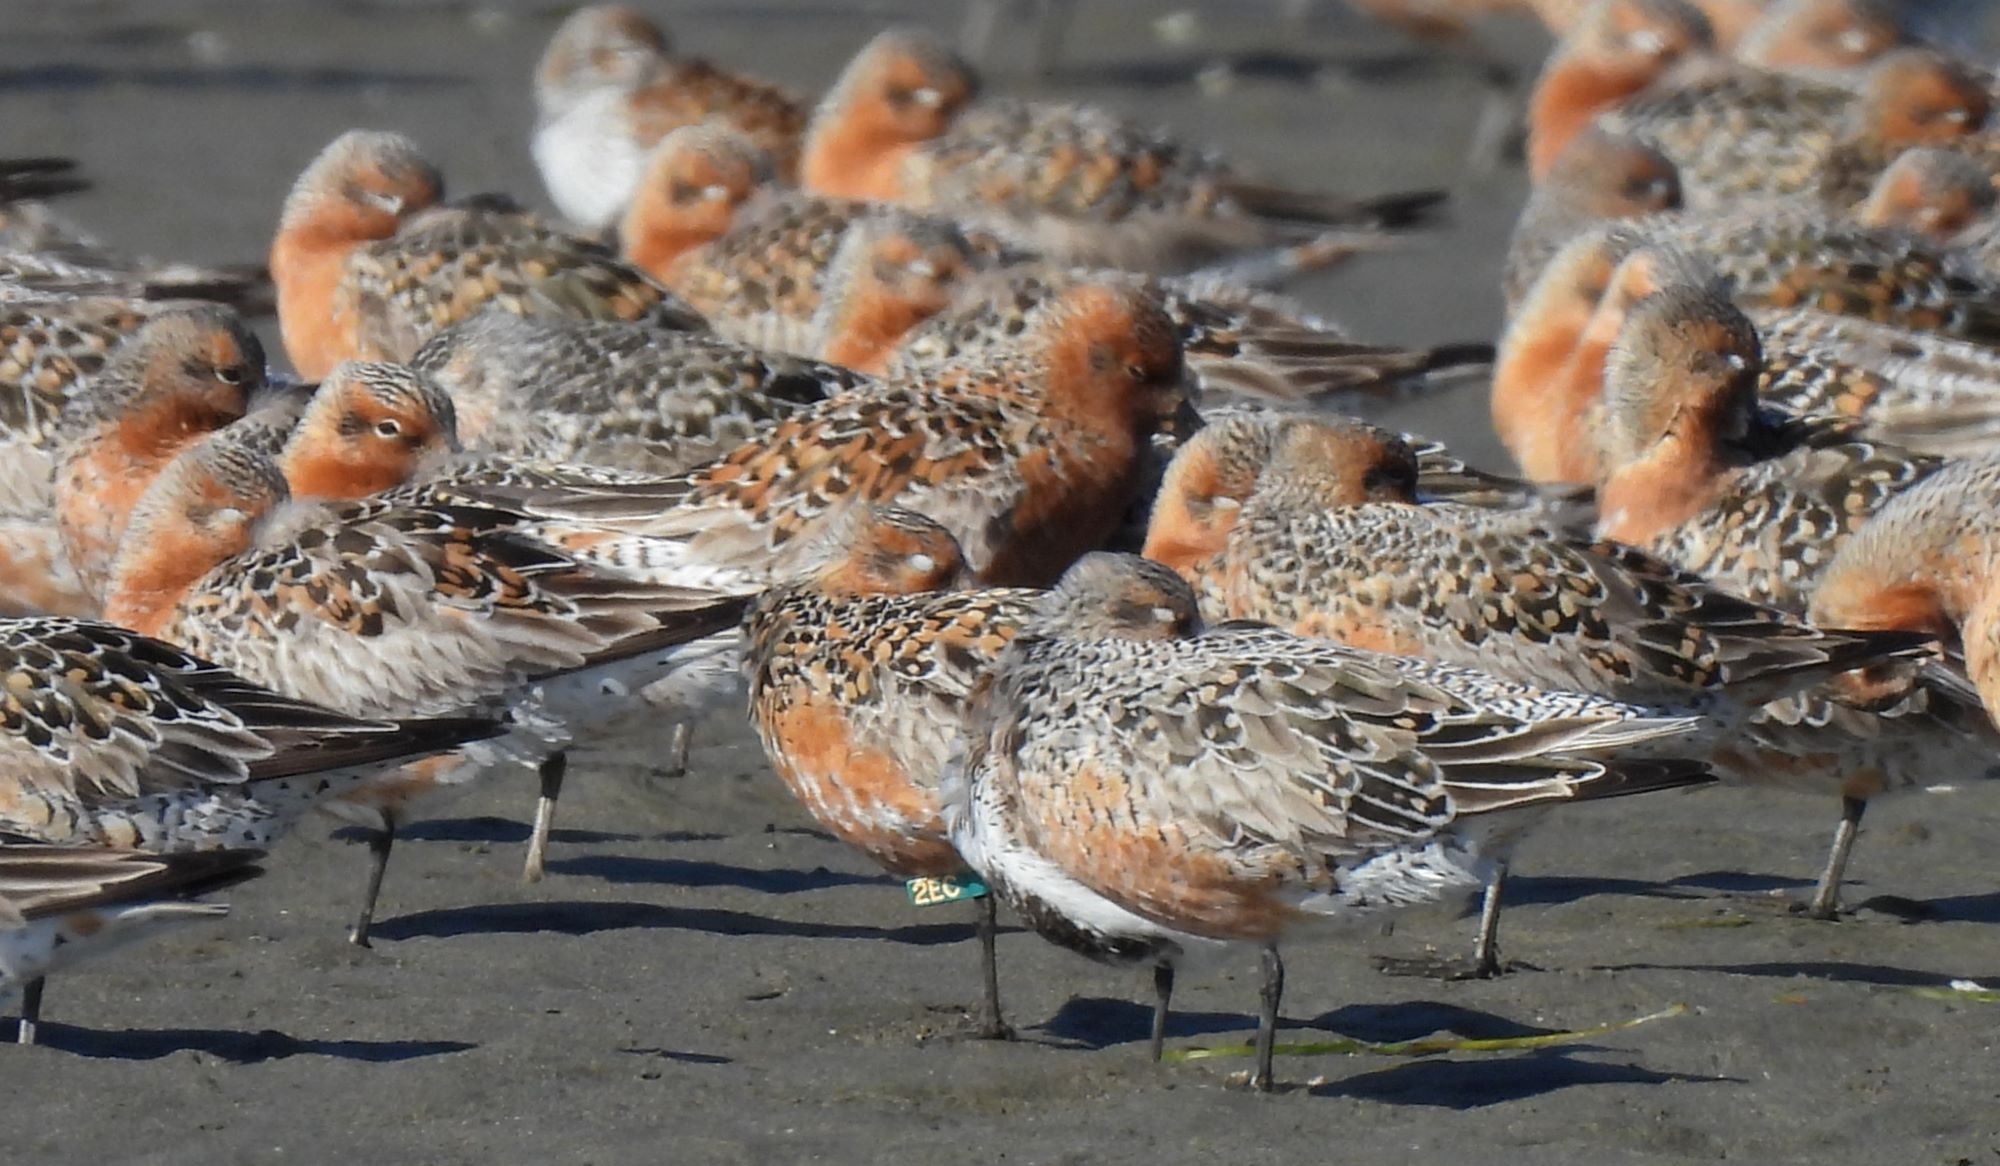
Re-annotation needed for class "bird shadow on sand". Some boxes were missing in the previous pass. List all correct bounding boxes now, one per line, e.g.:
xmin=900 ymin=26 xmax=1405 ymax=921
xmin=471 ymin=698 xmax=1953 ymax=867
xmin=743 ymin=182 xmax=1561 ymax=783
xmin=339 ymin=817 xmax=725 ymax=847
xmin=369 ymin=899 xmax=995 ymax=947
xmin=1886 ymin=889 xmax=2000 ymax=925
xmin=1598 ymin=958 xmax=2000 ymax=988
xmin=1044 ymin=996 xmax=1588 ymax=1052
xmin=1309 ymin=1049 xmax=1732 ymax=1107
xmin=1477 ymin=870 xmax=1815 ymax=914
xmin=0 ymin=64 xmax=468 ymax=94
xmin=1040 ymin=997 xmax=1731 ymax=1106
xmin=22 ymin=1023 xmax=474 ymax=1064
xmin=1295 ymin=1001 xmax=1731 ymax=1107
xmin=546 ymin=853 xmax=898 ymax=894
xmin=618 ymin=1045 xmax=734 ymax=1066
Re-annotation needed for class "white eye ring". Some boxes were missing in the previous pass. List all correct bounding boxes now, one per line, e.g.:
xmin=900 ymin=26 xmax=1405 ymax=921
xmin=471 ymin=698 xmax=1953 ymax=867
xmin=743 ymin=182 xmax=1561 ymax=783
xmin=908 ymin=552 xmax=937 ymax=575
xmin=1151 ymin=606 xmax=1180 ymax=623
xmin=1626 ymin=28 xmax=1667 ymax=56
xmin=1725 ymin=353 xmax=1748 ymax=371
xmin=911 ymin=87 xmax=943 ymax=109
xmin=702 ymin=184 xmax=731 ymax=201
xmin=907 ymin=258 xmax=939 ymax=280
xmin=376 ymin=418 xmax=403 ymax=437
xmin=1837 ymin=28 xmax=1871 ymax=55
xmin=1211 ymin=496 xmax=1243 ymax=511
xmin=212 ymin=507 xmax=247 ymax=527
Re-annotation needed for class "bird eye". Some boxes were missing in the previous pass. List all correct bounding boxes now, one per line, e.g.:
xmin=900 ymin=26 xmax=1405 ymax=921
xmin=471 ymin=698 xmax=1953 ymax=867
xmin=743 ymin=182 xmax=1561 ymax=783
xmin=1125 ymin=363 xmax=1148 ymax=381
xmin=216 ymin=365 xmax=244 ymax=386
xmin=375 ymin=419 xmax=404 ymax=438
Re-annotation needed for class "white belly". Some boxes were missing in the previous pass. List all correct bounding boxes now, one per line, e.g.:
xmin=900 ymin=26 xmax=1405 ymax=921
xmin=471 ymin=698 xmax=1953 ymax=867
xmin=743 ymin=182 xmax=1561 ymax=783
xmin=532 ymin=95 xmax=645 ymax=231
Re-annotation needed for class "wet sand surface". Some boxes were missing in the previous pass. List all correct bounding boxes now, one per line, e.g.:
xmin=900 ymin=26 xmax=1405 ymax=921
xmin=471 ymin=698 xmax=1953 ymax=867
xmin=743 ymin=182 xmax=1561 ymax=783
xmin=6 ymin=3 xmax=2000 ymax=1163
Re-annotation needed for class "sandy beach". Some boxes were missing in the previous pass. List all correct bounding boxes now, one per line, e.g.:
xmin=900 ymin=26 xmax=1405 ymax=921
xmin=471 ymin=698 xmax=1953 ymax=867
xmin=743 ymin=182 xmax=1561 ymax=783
xmin=6 ymin=2 xmax=2000 ymax=1163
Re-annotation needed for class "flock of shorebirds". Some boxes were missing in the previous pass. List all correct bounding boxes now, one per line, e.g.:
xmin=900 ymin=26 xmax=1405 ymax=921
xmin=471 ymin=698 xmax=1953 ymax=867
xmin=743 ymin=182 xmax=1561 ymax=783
xmin=5 ymin=0 xmax=2000 ymax=1094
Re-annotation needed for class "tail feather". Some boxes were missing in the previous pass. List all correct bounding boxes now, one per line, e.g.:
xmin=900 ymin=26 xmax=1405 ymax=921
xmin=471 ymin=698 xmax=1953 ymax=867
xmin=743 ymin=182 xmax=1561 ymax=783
xmin=1220 ymin=180 xmax=1448 ymax=231
xmin=1189 ymin=335 xmax=1494 ymax=405
xmin=1562 ymin=757 xmax=1718 ymax=803
xmin=0 ymin=156 xmax=88 ymax=202
xmin=138 ymin=263 xmax=276 ymax=316
xmin=0 ymin=846 xmax=265 ymax=921
xmin=575 ymin=596 xmax=754 ymax=673
xmin=250 ymin=715 xmax=508 ymax=782
xmin=1446 ymin=757 xmax=1715 ymax=819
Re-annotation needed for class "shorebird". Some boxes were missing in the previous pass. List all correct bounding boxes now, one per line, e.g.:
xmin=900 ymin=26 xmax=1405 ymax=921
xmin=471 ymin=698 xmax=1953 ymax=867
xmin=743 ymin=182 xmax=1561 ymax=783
xmin=1504 ymin=126 xmax=1683 ymax=316
xmin=1811 ymin=457 xmax=2000 ymax=731
xmin=1 ymin=843 xmax=264 ymax=1044
xmin=271 ymin=359 xmax=792 ymax=872
xmin=893 ymin=266 xmax=1495 ymax=409
xmin=746 ymin=506 xmax=1040 ymax=1036
xmin=1735 ymin=0 xmax=1912 ymax=75
xmin=1145 ymin=411 xmax=1587 ymax=614
xmin=947 ymin=553 xmax=1715 ymax=1089
xmin=1502 ymin=228 xmax=2000 ymax=478
xmin=1593 ymin=283 xmax=1940 ymax=606
xmin=1525 ymin=0 xmax=1716 ymax=180
xmin=411 ymin=312 xmax=865 ymax=475
xmin=0 ymin=614 xmax=500 ymax=856
xmin=620 ymin=125 xmax=984 ymax=361
xmin=270 ymin=130 xmax=705 ymax=381
xmin=612 ymin=282 xmax=1194 ymax=589
xmin=626 ymin=124 xmax=1491 ymax=400
xmin=100 ymin=429 xmax=751 ymax=942
xmin=531 ymin=5 xmax=806 ymax=231
xmin=1148 ymin=412 xmax=1930 ymax=964
xmin=50 ymin=306 xmax=264 ymax=606
xmin=0 ymin=608 xmax=500 ymax=1033
xmin=1593 ymin=47 xmax=1991 ymax=210
xmin=1591 ymin=284 xmax=1997 ymax=914
xmin=1496 ymin=225 xmax=1638 ymax=483
xmin=801 ymin=28 xmax=1445 ymax=272
xmin=1513 ymin=140 xmax=2000 ymax=347
xmin=1852 ymin=146 xmax=1997 ymax=242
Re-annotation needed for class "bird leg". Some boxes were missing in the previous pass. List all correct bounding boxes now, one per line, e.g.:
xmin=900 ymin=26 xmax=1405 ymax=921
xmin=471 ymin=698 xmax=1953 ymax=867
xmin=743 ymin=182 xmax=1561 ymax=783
xmin=663 ymin=723 xmax=691 ymax=779
xmin=1149 ymin=962 xmax=1176 ymax=1062
xmin=349 ymin=812 xmax=398 ymax=948
xmin=524 ymin=750 xmax=567 ymax=883
xmin=974 ymin=892 xmax=1013 ymax=1040
xmin=14 ymin=976 xmax=44 ymax=1045
xmin=1374 ymin=863 xmax=1512 ymax=980
xmin=1807 ymin=796 xmax=1868 ymax=921
xmin=1252 ymin=944 xmax=1284 ymax=1092
xmin=1465 ymin=862 xmax=1509 ymax=978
